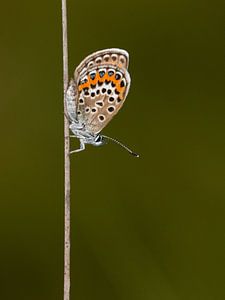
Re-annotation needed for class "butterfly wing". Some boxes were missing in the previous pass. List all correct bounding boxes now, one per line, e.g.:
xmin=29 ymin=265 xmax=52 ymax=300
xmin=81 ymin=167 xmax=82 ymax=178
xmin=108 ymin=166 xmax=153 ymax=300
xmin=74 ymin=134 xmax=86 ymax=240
xmin=73 ymin=48 xmax=131 ymax=134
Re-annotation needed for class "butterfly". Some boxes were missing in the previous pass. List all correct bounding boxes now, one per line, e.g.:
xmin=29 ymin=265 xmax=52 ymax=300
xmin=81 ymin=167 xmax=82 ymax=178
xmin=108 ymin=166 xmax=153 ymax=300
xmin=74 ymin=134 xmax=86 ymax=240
xmin=66 ymin=48 xmax=139 ymax=157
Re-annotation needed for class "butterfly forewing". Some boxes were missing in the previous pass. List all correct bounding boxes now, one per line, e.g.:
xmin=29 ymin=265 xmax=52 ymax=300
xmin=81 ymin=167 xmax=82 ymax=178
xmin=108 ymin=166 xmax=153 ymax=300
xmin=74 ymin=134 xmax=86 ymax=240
xmin=74 ymin=49 xmax=131 ymax=134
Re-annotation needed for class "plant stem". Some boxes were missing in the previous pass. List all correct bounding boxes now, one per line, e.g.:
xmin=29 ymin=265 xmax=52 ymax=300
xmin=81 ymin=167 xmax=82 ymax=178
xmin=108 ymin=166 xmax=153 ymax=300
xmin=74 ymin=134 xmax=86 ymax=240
xmin=62 ymin=1 xmax=70 ymax=300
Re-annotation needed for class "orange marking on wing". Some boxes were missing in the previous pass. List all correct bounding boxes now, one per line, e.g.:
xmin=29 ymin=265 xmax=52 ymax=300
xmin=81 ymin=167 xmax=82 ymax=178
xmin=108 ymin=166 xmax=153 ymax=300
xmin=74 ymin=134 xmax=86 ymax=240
xmin=116 ymin=81 xmax=125 ymax=93
xmin=104 ymin=74 xmax=110 ymax=82
xmin=78 ymin=78 xmax=91 ymax=91
xmin=95 ymin=73 xmax=100 ymax=83
xmin=120 ymin=91 xmax=126 ymax=98
xmin=111 ymin=79 xmax=116 ymax=85
xmin=111 ymin=75 xmax=117 ymax=85
xmin=98 ymin=71 xmax=110 ymax=83
xmin=90 ymin=73 xmax=100 ymax=85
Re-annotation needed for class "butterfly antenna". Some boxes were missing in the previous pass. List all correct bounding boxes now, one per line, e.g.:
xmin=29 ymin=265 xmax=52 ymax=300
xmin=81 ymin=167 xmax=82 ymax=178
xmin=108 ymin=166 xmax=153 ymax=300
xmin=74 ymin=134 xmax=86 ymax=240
xmin=102 ymin=135 xmax=140 ymax=157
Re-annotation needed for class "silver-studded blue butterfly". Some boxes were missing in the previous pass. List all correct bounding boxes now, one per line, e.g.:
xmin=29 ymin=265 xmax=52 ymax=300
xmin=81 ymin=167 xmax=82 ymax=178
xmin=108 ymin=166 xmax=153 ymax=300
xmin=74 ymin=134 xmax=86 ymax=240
xmin=66 ymin=48 xmax=139 ymax=157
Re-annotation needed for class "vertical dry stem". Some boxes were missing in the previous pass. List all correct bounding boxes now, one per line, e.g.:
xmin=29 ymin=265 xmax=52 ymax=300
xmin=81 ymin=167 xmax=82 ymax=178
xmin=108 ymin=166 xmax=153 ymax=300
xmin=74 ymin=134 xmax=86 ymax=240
xmin=62 ymin=1 xmax=70 ymax=300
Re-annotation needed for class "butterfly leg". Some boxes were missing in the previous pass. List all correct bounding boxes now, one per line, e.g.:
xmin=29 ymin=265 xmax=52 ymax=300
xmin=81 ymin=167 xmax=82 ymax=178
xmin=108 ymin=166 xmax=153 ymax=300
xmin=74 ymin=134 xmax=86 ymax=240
xmin=70 ymin=140 xmax=85 ymax=154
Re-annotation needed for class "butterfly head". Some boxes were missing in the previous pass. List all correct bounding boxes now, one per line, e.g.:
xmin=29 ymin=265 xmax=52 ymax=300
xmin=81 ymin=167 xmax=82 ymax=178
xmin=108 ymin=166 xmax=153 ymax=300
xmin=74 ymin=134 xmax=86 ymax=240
xmin=69 ymin=122 xmax=105 ymax=146
xmin=89 ymin=134 xmax=139 ymax=157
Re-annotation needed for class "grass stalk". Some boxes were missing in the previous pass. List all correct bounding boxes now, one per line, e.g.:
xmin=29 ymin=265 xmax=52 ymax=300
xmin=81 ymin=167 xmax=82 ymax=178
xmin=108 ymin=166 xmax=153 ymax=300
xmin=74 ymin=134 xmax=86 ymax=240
xmin=61 ymin=1 xmax=71 ymax=300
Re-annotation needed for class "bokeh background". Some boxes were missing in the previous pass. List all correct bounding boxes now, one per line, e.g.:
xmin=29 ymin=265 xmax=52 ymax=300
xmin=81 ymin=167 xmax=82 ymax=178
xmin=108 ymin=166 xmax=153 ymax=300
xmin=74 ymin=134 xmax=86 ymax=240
xmin=0 ymin=0 xmax=224 ymax=299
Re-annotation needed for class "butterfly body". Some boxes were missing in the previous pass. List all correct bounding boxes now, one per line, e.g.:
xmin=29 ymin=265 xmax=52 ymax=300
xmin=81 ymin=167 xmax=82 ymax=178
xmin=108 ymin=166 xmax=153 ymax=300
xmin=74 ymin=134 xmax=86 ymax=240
xmin=66 ymin=48 xmax=139 ymax=156
xmin=66 ymin=77 xmax=104 ymax=150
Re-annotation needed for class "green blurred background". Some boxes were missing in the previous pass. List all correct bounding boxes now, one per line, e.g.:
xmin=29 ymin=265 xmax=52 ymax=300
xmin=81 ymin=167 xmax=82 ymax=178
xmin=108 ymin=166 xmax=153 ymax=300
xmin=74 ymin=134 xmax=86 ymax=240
xmin=0 ymin=0 xmax=224 ymax=299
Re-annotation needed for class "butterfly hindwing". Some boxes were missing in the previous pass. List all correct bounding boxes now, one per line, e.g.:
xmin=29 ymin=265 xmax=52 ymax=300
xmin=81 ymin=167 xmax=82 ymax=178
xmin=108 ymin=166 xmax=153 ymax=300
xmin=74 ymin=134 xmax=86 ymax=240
xmin=73 ymin=49 xmax=131 ymax=134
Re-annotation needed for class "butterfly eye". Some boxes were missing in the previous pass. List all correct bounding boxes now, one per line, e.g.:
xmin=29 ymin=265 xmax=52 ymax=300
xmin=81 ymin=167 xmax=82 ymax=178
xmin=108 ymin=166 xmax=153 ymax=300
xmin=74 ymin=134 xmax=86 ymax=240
xmin=95 ymin=135 xmax=101 ymax=142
